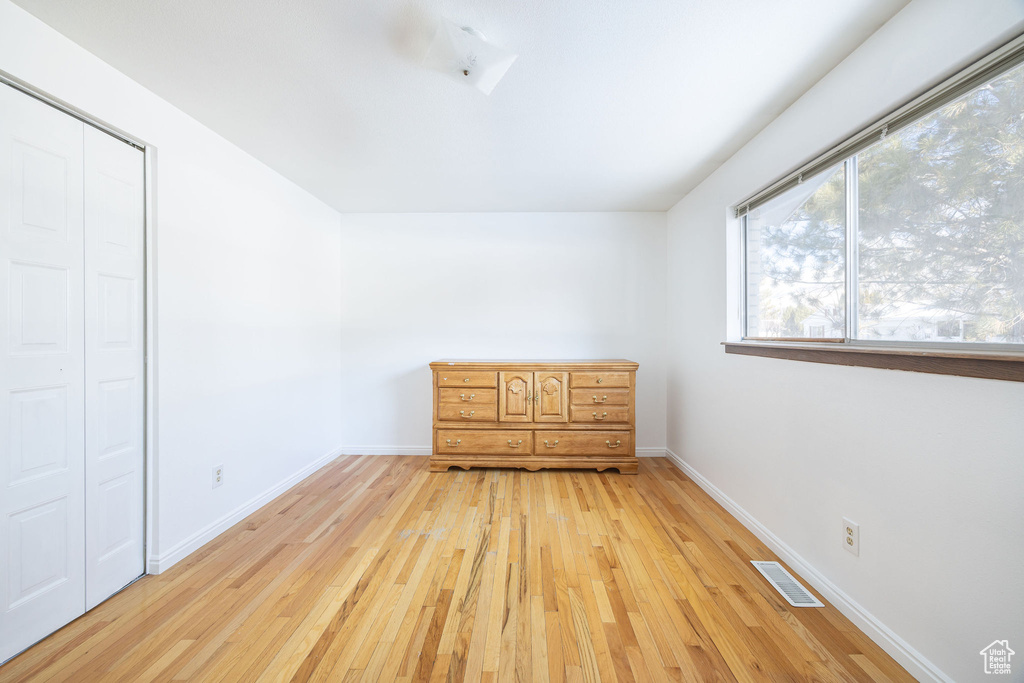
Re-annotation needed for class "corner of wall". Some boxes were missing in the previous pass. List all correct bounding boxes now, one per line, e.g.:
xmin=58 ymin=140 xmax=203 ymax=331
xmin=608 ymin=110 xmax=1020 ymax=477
xmin=148 ymin=446 xmax=343 ymax=574
xmin=663 ymin=449 xmax=952 ymax=683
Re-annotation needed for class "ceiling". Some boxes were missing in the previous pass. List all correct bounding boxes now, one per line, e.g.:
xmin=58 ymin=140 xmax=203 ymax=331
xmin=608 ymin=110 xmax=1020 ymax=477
xmin=14 ymin=0 xmax=909 ymax=212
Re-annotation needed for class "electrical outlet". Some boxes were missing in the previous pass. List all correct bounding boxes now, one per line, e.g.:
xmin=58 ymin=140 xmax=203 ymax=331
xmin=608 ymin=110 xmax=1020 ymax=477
xmin=843 ymin=517 xmax=859 ymax=556
xmin=213 ymin=465 xmax=224 ymax=489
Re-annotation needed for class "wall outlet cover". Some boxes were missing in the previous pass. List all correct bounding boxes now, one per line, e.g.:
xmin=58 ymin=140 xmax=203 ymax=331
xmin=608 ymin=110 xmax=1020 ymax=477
xmin=843 ymin=517 xmax=859 ymax=556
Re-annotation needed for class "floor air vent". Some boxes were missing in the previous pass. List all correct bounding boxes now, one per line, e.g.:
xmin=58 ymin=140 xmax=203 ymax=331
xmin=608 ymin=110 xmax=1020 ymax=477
xmin=751 ymin=561 xmax=823 ymax=607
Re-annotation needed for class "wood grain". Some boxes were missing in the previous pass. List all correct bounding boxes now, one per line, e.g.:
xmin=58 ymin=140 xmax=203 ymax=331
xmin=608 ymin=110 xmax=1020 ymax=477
xmin=436 ymin=429 xmax=535 ymax=455
xmin=570 ymin=371 xmax=631 ymax=388
xmin=433 ymin=361 xmax=639 ymax=473
xmin=499 ymin=371 xmax=533 ymax=423
xmin=533 ymin=431 xmax=632 ymax=456
xmin=0 ymin=456 xmax=914 ymax=682
xmin=437 ymin=403 xmax=499 ymax=422
xmin=535 ymin=372 xmax=570 ymax=423
xmin=569 ymin=406 xmax=630 ymax=424
xmin=724 ymin=341 xmax=1024 ymax=382
xmin=437 ymin=388 xmax=498 ymax=405
xmin=570 ymin=389 xmax=631 ymax=406
xmin=438 ymin=371 xmax=498 ymax=388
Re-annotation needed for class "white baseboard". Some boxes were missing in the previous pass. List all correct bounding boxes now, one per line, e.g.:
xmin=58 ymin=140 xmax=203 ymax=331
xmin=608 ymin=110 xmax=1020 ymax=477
xmin=147 ymin=446 xmax=343 ymax=574
xmin=338 ymin=446 xmax=432 ymax=456
xmin=636 ymin=447 xmax=667 ymax=457
xmin=663 ymin=448 xmax=951 ymax=683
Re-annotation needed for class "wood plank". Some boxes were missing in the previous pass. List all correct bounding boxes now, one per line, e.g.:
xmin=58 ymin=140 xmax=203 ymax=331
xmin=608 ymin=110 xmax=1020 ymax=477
xmin=0 ymin=457 xmax=914 ymax=683
xmin=724 ymin=341 xmax=1024 ymax=382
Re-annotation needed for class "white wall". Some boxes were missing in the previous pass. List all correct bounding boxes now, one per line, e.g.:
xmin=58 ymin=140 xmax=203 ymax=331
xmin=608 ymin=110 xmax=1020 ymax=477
xmin=9 ymin=1 xmax=1019 ymax=677
xmin=340 ymin=212 xmax=667 ymax=454
xmin=0 ymin=1 xmax=344 ymax=571
xmin=666 ymin=2 xmax=1024 ymax=682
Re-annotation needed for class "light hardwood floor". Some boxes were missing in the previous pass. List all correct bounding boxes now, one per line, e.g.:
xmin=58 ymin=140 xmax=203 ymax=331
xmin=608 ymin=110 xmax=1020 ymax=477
xmin=0 ymin=456 xmax=913 ymax=682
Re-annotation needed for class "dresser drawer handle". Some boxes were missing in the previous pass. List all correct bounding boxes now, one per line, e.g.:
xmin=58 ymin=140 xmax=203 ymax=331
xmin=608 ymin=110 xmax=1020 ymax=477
xmin=606 ymin=440 xmax=621 ymax=449
xmin=543 ymin=439 xmax=559 ymax=448
xmin=446 ymin=439 xmax=461 ymax=447
xmin=464 ymin=378 xmax=470 ymax=382
xmin=596 ymin=377 xmax=603 ymax=384
xmin=592 ymin=411 xmax=608 ymax=420
xmin=460 ymin=393 xmax=475 ymax=401
xmin=507 ymin=439 xmax=523 ymax=448
xmin=593 ymin=395 xmax=607 ymax=403
xmin=459 ymin=410 xmax=475 ymax=418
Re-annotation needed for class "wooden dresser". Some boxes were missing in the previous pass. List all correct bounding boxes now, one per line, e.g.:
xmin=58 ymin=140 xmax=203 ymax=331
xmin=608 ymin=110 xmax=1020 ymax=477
xmin=429 ymin=360 xmax=639 ymax=474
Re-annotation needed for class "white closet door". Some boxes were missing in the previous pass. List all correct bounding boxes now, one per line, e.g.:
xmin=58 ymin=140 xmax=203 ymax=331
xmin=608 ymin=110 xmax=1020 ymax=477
xmin=0 ymin=85 xmax=86 ymax=662
xmin=83 ymin=126 xmax=144 ymax=610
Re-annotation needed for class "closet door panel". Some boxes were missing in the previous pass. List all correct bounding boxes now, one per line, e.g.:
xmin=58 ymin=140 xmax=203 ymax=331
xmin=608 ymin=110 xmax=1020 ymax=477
xmin=83 ymin=126 xmax=144 ymax=610
xmin=0 ymin=84 xmax=86 ymax=664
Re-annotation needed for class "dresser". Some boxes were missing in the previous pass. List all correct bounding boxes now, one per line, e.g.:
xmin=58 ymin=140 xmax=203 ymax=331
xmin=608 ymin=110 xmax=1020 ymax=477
xmin=429 ymin=360 xmax=639 ymax=474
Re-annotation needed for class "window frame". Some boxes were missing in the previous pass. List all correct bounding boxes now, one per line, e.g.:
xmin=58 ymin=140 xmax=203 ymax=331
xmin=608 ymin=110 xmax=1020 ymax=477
xmin=729 ymin=31 xmax=1024 ymax=381
xmin=738 ymin=165 xmax=1024 ymax=354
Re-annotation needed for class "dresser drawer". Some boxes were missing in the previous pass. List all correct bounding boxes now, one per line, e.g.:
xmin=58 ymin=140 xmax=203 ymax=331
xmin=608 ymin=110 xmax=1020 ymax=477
xmin=570 ymin=406 xmax=630 ymax=424
xmin=437 ymin=403 xmax=497 ymax=422
xmin=535 ymin=431 xmax=631 ymax=455
xmin=437 ymin=371 xmax=498 ymax=388
xmin=570 ymin=388 xmax=630 ymax=406
xmin=438 ymin=388 xmax=497 ymax=405
xmin=570 ymin=371 xmax=630 ymax=388
xmin=437 ymin=430 xmax=534 ymax=455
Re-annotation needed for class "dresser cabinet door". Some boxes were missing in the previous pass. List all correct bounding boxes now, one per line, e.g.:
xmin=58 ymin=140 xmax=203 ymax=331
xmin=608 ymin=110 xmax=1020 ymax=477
xmin=498 ymin=371 xmax=533 ymax=422
xmin=534 ymin=372 xmax=569 ymax=422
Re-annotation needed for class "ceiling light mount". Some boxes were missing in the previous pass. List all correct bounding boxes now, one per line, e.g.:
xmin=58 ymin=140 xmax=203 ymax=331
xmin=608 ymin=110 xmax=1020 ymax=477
xmin=424 ymin=20 xmax=517 ymax=95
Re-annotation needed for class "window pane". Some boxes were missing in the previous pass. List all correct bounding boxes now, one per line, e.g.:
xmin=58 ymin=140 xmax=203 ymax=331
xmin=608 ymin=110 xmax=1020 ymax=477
xmin=857 ymin=62 xmax=1024 ymax=344
xmin=745 ymin=164 xmax=845 ymax=339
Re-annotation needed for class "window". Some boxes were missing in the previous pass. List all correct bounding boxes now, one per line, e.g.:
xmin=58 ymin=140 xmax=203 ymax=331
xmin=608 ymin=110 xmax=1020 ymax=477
xmin=740 ymin=53 xmax=1024 ymax=348
xmin=744 ymin=164 xmax=846 ymax=340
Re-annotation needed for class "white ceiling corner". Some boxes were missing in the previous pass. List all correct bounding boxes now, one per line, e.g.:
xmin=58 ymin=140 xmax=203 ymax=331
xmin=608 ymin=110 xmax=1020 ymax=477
xmin=12 ymin=0 xmax=910 ymax=213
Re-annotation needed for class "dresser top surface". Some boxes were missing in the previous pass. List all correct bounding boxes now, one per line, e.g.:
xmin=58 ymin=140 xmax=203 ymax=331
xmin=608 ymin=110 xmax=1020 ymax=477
xmin=430 ymin=359 xmax=638 ymax=370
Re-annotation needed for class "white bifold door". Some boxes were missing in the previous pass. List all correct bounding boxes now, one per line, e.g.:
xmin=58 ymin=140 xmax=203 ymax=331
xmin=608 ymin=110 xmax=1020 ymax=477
xmin=0 ymin=83 xmax=144 ymax=663
xmin=83 ymin=122 xmax=145 ymax=610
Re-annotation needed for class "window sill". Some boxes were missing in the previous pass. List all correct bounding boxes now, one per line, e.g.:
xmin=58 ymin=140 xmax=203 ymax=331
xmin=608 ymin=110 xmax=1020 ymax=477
xmin=722 ymin=341 xmax=1024 ymax=382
